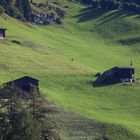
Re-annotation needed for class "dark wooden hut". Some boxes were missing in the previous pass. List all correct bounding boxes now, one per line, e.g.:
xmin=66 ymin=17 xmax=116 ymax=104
xmin=103 ymin=66 xmax=135 ymax=83
xmin=4 ymin=76 xmax=39 ymax=92
xmin=0 ymin=28 xmax=7 ymax=40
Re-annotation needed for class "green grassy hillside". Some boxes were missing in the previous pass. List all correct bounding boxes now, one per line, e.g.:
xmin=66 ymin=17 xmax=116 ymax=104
xmin=0 ymin=1 xmax=140 ymax=139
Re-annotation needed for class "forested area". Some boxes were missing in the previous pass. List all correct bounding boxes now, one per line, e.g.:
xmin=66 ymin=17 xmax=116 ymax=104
xmin=79 ymin=0 xmax=140 ymax=13
xmin=0 ymin=0 xmax=64 ymax=24
xmin=0 ymin=0 xmax=32 ymax=21
xmin=0 ymin=0 xmax=140 ymax=23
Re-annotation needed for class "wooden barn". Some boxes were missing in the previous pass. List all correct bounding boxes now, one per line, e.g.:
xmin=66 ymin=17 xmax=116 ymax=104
xmin=103 ymin=66 xmax=135 ymax=83
xmin=4 ymin=76 xmax=39 ymax=93
xmin=0 ymin=28 xmax=7 ymax=40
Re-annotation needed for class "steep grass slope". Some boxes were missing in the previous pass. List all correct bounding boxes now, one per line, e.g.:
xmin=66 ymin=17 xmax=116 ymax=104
xmin=0 ymin=2 xmax=140 ymax=139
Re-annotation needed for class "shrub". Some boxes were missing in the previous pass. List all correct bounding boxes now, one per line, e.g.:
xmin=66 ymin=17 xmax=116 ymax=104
xmin=55 ymin=7 xmax=65 ymax=18
xmin=55 ymin=18 xmax=62 ymax=25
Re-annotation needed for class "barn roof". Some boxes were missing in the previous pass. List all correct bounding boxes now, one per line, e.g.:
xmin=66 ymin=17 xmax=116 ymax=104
xmin=5 ymin=76 xmax=39 ymax=86
xmin=103 ymin=66 xmax=135 ymax=76
xmin=114 ymin=66 xmax=135 ymax=69
xmin=0 ymin=28 xmax=7 ymax=31
xmin=105 ymin=66 xmax=135 ymax=72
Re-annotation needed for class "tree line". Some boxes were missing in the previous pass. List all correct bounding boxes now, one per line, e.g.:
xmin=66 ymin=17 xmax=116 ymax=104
xmin=0 ymin=0 xmax=32 ymax=21
xmin=79 ymin=0 xmax=140 ymax=13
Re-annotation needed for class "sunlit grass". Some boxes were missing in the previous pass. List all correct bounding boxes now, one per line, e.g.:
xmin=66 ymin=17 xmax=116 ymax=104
xmin=0 ymin=2 xmax=140 ymax=138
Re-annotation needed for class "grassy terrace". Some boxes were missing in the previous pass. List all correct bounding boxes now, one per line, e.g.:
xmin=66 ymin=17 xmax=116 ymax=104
xmin=0 ymin=1 xmax=140 ymax=139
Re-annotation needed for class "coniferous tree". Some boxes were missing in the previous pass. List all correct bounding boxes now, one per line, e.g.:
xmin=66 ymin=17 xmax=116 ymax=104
xmin=0 ymin=0 xmax=7 ymax=6
xmin=21 ymin=0 xmax=32 ymax=21
xmin=16 ymin=0 xmax=24 ymax=14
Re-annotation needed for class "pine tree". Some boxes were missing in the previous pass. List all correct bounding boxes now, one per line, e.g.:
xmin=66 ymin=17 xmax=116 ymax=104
xmin=21 ymin=0 xmax=32 ymax=21
xmin=0 ymin=0 xmax=7 ymax=6
xmin=16 ymin=0 xmax=24 ymax=14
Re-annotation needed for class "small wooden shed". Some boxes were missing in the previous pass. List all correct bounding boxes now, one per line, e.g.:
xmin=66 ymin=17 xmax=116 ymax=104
xmin=103 ymin=66 xmax=135 ymax=83
xmin=4 ymin=76 xmax=39 ymax=92
xmin=0 ymin=28 xmax=7 ymax=40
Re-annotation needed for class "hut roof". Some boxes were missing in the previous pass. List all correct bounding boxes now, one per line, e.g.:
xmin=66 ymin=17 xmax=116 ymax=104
xmin=5 ymin=76 xmax=39 ymax=87
xmin=103 ymin=66 xmax=135 ymax=79
xmin=113 ymin=66 xmax=135 ymax=70
xmin=0 ymin=28 xmax=7 ymax=31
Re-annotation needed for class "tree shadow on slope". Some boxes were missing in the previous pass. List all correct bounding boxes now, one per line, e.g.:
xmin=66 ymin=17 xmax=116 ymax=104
xmin=98 ymin=9 xmax=137 ymax=25
xmin=73 ymin=8 xmax=106 ymax=23
xmin=73 ymin=8 xmax=137 ymax=24
xmin=119 ymin=37 xmax=140 ymax=45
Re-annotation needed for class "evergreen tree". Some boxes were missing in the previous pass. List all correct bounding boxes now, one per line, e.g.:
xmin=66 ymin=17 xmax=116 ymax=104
xmin=16 ymin=0 xmax=24 ymax=14
xmin=0 ymin=0 xmax=7 ymax=6
xmin=21 ymin=0 xmax=32 ymax=21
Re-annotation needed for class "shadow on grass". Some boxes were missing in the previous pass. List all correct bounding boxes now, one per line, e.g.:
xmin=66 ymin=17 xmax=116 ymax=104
xmin=73 ymin=8 xmax=106 ymax=23
xmin=73 ymin=8 xmax=138 ymax=24
xmin=91 ymin=76 xmax=119 ymax=87
xmin=98 ymin=9 xmax=137 ymax=25
xmin=118 ymin=37 xmax=140 ymax=45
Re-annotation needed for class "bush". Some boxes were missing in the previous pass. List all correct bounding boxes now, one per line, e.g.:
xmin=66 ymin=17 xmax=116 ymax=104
xmin=55 ymin=18 xmax=62 ymax=25
xmin=55 ymin=7 xmax=65 ymax=18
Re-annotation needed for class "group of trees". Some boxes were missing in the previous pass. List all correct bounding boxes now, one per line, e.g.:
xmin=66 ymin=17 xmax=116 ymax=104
xmin=79 ymin=0 xmax=140 ymax=13
xmin=0 ymin=0 xmax=32 ymax=21
xmin=0 ymin=0 xmax=64 ymax=24
xmin=0 ymin=85 xmax=61 ymax=140
xmin=16 ymin=0 xmax=32 ymax=21
xmin=0 ymin=86 xmax=42 ymax=140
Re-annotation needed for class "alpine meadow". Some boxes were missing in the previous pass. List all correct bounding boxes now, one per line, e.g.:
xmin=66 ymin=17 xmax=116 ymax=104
xmin=0 ymin=0 xmax=140 ymax=139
